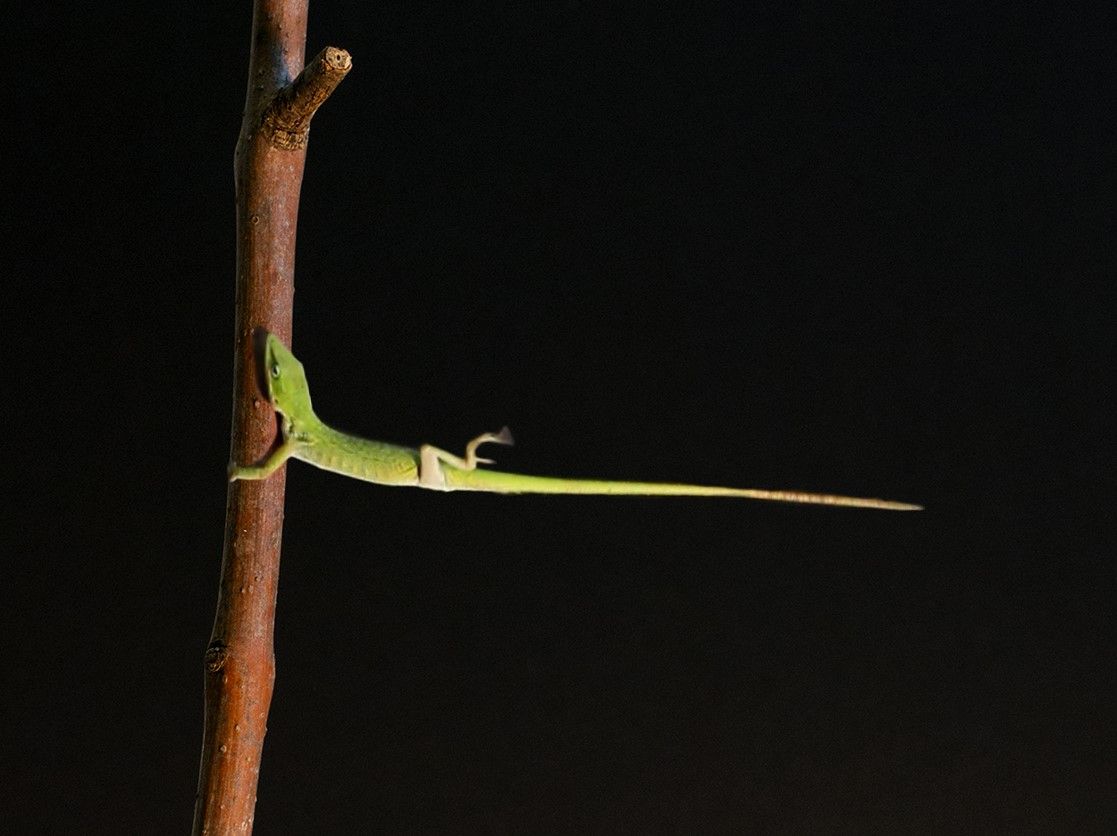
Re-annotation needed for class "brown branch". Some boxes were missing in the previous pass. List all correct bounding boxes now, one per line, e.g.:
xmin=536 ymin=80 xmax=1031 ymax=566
xmin=264 ymin=47 xmax=352 ymax=150
xmin=192 ymin=2 xmax=349 ymax=832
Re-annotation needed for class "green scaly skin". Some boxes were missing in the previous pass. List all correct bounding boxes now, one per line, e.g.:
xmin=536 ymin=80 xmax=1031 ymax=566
xmin=229 ymin=333 xmax=921 ymax=511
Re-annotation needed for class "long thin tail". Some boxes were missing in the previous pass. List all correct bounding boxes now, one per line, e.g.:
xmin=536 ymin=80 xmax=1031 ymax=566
xmin=441 ymin=466 xmax=921 ymax=510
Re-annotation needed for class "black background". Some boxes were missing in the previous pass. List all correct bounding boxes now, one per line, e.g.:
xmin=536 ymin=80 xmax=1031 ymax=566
xmin=4 ymin=3 xmax=1112 ymax=832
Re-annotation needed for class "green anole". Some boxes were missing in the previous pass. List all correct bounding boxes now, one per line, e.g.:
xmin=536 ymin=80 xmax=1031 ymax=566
xmin=229 ymin=332 xmax=921 ymax=510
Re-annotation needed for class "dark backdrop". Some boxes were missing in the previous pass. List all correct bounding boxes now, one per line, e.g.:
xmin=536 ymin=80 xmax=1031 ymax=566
xmin=4 ymin=4 xmax=1112 ymax=832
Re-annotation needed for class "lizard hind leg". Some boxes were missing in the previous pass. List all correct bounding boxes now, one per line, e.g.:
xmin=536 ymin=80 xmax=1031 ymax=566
xmin=465 ymin=425 xmax=514 ymax=466
xmin=418 ymin=426 xmax=514 ymax=489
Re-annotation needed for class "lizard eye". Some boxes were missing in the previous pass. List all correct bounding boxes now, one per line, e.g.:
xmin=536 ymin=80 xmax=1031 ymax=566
xmin=270 ymin=362 xmax=281 ymax=378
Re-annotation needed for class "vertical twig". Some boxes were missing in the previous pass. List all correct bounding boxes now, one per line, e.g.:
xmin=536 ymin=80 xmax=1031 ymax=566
xmin=192 ymin=1 xmax=349 ymax=831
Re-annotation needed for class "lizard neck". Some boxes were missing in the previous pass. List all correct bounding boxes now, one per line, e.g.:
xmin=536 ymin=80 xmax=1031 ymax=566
xmin=281 ymin=408 xmax=324 ymax=444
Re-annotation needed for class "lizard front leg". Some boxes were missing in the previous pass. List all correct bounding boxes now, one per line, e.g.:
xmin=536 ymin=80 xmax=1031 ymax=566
xmin=228 ymin=439 xmax=297 ymax=482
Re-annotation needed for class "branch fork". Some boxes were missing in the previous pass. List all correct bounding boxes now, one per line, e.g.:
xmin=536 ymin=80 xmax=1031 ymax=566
xmin=263 ymin=46 xmax=352 ymax=150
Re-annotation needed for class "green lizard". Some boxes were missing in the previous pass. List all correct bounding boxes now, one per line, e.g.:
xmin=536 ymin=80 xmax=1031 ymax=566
xmin=228 ymin=332 xmax=921 ymax=510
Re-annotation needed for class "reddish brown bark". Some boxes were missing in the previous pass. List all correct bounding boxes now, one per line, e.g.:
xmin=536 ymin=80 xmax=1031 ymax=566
xmin=192 ymin=2 xmax=349 ymax=831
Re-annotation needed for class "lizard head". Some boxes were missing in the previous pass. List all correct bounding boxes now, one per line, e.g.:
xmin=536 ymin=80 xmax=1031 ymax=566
xmin=261 ymin=331 xmax=313 ymax=420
